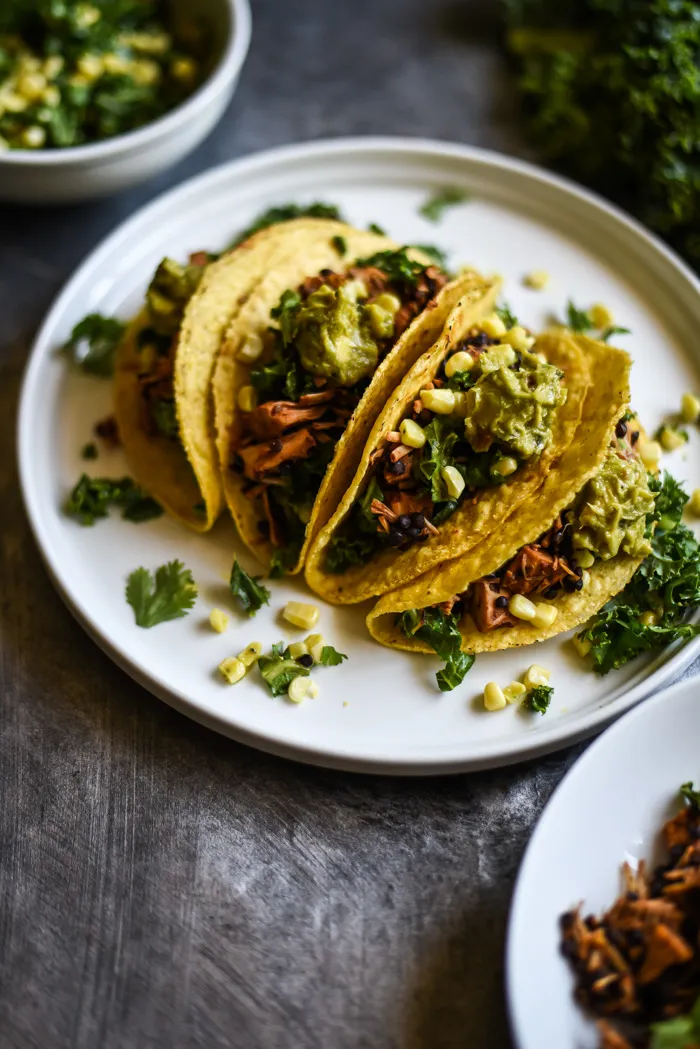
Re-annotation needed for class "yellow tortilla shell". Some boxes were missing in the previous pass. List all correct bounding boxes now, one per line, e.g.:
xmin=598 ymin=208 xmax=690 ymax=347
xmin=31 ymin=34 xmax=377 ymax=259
xmin=305 ymin=327 xmax=589 ymax=605
xmin=366 ymin=334 xmax=633 ymax=652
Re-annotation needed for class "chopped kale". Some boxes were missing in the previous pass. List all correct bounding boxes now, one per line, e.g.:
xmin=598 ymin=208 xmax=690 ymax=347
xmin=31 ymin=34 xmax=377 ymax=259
xmin=496 ymin=303 xmax=519 ymax=329
xmin=368 ymin=222 xmax=386 ymax=235
xmin=524 ymin=684 xmax=554 ymax=714
xmin=121 ymin=493 xmax=165 ymax=523
xmin=331 ymin=234 xmax=347 ymax=255
xmin=65 ymin=474 xmax=163 ymax=526
xmin=229 ymin=203 xmax=344 ymax=249
xmin=650 ymin=993 xmax=700 ymax=1049
xmin=62 ymin=313 xmax=126 ymax=377
xmin=353 ymin=247 xmax=435 ymax=293
xmin=418 ymin=416 xmax=462 ymax=503
xmin=81 ymin=442 xmax=98 ymax=460
xmin=258 ymin=642 xmax=309 ymax=697
xmin=229 ymin=559 xmax=271 ymax=616
xmin=420 ymin=187 xmax=469 ymax=222
xmin=399 ymin=607 xmax=475 ymax=691
xmin=413 ymin=243 xmax=449 ymax=268
xmin=126 ymin=560 xmax=197 ymax=629
xmin=151 ymin=398 xmax=179 ymax=439
xmin=325 ymin=476 xmax=385 ymax=574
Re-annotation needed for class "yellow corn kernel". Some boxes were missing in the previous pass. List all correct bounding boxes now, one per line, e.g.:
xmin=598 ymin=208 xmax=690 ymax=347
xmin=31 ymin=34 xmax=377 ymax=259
xmin=575 ymin=549 xmax=595 ymax=569
xmin=20 ymin=125 xmax=46 ymax=149
xmin=305 ymin=633 xmax=325 ymax=663
xmin=688 ymin=488 xmax=700 ymax=517
xmin=420 ymin=388 xmax=455 ymax=414
xmin=509 ymin=594 xmax=537 ymax=621
xmin=503 ymin=681 xmax=527 ymax=704
xmin=43 ymin=55 xmax=65 ymax=79
xmin=444 ymin=350 xmax=474 ymax=378
xmin=119 ymin=30 xmax=172 ymax=54
xmin=288 ymin=677 xmax=319 ymax=704
xmin=572 ymin=634 xmax=592 ymax=658
xmin=218 ymin=656 xmax=246 ymax=684
xmin=639 ymin=439 xmax=662 ymax=469
xmin=681 ymin=393 xmax=700 ymax=425
xmin=171 ymin=56 xmax=199 ymax=82
xmin=659 ymin=426 xmax=687 ymax=453
xmin=2 ymin=92 xmax=28 ymax=113
xmin=42 ymin=85 xmax=60 ymax=107
xmin=441 ymin=465 xmax=465 ymax=500
xmin=501 ymin=326 xmax=531 ymax=352
xmin=590 ymin=303 xmax=614 ymax=329
xmin=130 ymin=59 xmax=161 ymax=86
xmin=483 ymin=682 xmax=507 ymax=711
xmin=237 ymin=385 xmax=258 ymax=412
xmin=400 ymin=418 xmax=426 ymax=449
xmin=283 ymin=601 xmax=320 ymax=630
xmin=638 ymin=610 xmax=659 ymax=627
xmin=17 ymin=71 xmax=47 ymax=101
xmin=451 ymin=391 xmax=468 ymax=418
xmin=523 ymin=270 xmax=549 ymax=290
xmin=75 ymin=3 xmax=101 ymax=28
xmin=237 ymin=642 xmax=262 ymax=668
xmin=581 ymin=570 xmax=591 ymax=588
xmin=491 ymin=456 xmax=518 ymax=478
xmin=77 ymin=53 xmax=104 ymax=80
xmin=102 ymin=53 xmax=131 ymax=75
xmin=209 ymin=608 xmax=229 ymax=633
xmin=237 ymin=332 xmax=263 ymax=363
xmin=532 ymin=603 xmax=558 ymax=630
xmin=524 ymin=664 xmax=550 ymax=689
xmin=288 ymin=640 xmax=309 ymax=660
xmin=480 ymin=314 xmax=507 ymax=339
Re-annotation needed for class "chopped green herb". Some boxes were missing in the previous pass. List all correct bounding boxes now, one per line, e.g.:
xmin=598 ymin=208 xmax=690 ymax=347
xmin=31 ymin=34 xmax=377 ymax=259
xmin=229 ymin=559 xmax=271 ymax=617
xmin=681 ymin=782 xmax=700 ymax=809
xmin=229 ymin=203 xmax=343 ymax=249
xmin=496 ymin=302 xmax=519 ymax=329
xmin=399 ymin=608 xmax=475 ymax=691
xmin=565 ymin=300 xmax=594 ymax=333
xmin=650 ymin=993 xmax=700 ymax=1049
xmin=524 ymin=684 xmax=553 ymax=714
xmin=412 ymin=243 xmax=449 ymax=268
xmin=81 ymin=442 xmax=98 ymax=460
xmin=368 ymin=222 xmax=386 ymax=235
xmin=258 ymin=642 xmax=309 ymax=697
xmin=65 ymin=474 xmax=163 ymax=526
xmin=126 ymin=560 xmax=197 ymax=628
xmin=331 ymin=234 xmax=347 ymax=255
xmin=353 ymin=247 xmax=436 ymax=292
xmin=319 ymin=645 xmax=348 ymax=667
xmin=63 ymin=314 xmax=126 ymax=377
xmin=620 ymin=410 xmax=636 ymax=423
xmin=420 ymin=187 xmax=469 ymax=222
xmin=601 ymin=326 xmax=631 ymax=342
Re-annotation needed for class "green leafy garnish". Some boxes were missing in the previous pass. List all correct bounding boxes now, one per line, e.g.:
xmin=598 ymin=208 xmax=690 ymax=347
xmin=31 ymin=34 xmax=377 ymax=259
xmin=126 ymin=560 xmax=197 ymax=628
xmin=258 ymin=642 xmax=309 ymax=697
xmin=229 ymin=559 xmax=271 ymax=617
xmin=65 ymin=475 xmax=163 ymax=526
xmin=420 ymin=187 xmax=469 ymax=222
xmin=524 ymin=684 xmax=553 ymax=714
xmin=681 ymin=782 xmax=700 ymax=809
xmin=650 ymin=994 xmax=700 ymax=1049
xmin=81 ymin=442 xmax=98 ymax=460
xmin=229 ymin=203 xmax=343 ymax=249
xmin=368 ymin=222 xmax=386 ymax=235
xmin=331 ymin=234 xmax=347 ymax=255
xmin=578 ymin=473 xmax=700 ymax=674
xmin=399 ymin=608 xmax=475 ymax=691
xmin=496 ymin=303 xmax=519 ymax=329
xmin=62 ymin=314 xmax=126 ymax=377
xmin=601 ymin=326 xmax=631 ymax=342
xmin=565 ymin=300 xmax=594 ymax=333
xmin=413 ymin=243 xmax=449 ymax=268
xmin=353 ymin=247 xmax=435 ymax=292
xmin=319 ymin=645 xmax=348 ymax=666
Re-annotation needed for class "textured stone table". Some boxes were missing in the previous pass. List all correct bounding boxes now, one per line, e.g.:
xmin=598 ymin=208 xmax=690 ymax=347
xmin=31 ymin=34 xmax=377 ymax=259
xmin=1 ymin=2 xmax=696 ymax=1047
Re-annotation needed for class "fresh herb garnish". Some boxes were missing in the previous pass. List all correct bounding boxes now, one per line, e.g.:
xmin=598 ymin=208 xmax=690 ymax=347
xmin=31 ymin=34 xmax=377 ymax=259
xmin=524 ymin=684 xmax=553 ymax=714
xmin=650 ymin=993 xmax=700 ymax=1049
xmin=399 ymin=608 xmax=475 ymax=691
xmin=319 ymin=645 xmax=348 ymax=666
xmin=229 ymin=203 xmax=343 ymax=249
xmin=496 ymin=303 xmax=519 ymax=329
xmin=420 ymin=187 xmax=469 ymax=222
xmin=258 ymin=642 xmax=310 ymax=697
xmin=229 ymin=558 xmax=271 ymax=617
xmin=681 ymin=782 xmax=700 ymax=809
xmin=65 ymin=475 xmax=163 ymax=526
xmin=62 ymin=314 xmax=126 ymax=377
xmin=601 ymin=326 xmax=631 ymax=342
xmin=413 ymin=243 xmax=449 ymax=268
xmin=81 ymin=442 xmax=98 ymax=460
xmin=368 ymin=222 xmax=386 ymax=235
xmin=353 ymin=247 xmax=433 ymax=292
xmin=126 ymin=560 xmax=197 ymax=628
xmin=565 ymin=300 xmax=594 ymax=333
xmin=331 ymin=234 xmax=347 ymax=255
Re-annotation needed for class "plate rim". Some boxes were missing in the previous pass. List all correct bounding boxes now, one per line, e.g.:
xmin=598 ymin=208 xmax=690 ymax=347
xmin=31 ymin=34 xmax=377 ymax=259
xmin=17 ymin=135 xmax=700 ymax=774
xmin=505 ymin=673 xmax=699 ymax=1047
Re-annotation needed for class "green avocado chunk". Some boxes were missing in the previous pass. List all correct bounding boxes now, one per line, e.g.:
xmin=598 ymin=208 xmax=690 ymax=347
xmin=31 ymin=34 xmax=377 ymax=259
xmin=572 ymin=449 xmax=655 ymax=561
xmin=294 ymin=282 xmax=380 ymax=387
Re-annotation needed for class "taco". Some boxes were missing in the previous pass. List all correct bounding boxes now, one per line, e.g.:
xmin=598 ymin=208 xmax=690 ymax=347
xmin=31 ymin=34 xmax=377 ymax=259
xmin=214 ymin=232 xmax=498 ymax=575
xmin=304 ymin=313 xmax=590 ymax=605
xmin=366 ymin=336 xmax=647 ymax=659
xmin=114 ymin=218 xmax=361 ymax=531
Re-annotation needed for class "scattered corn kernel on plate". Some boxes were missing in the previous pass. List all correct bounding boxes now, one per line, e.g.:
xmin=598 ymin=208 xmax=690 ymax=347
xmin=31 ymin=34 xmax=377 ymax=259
xmin=17 ymin=138 xmax=700 ymax=773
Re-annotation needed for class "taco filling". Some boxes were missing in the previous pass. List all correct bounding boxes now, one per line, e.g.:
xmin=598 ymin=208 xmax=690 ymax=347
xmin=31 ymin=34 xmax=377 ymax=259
xmin=400 ymin=418 xmax=654 ymax=641
xmin=229 ymin=249 xmax=449 ymax=574
xmin=324 ymin=319 xmax=568 ymax=574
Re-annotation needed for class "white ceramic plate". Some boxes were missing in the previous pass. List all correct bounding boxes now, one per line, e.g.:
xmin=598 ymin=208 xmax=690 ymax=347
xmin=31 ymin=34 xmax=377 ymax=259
xmin=507 ymin=675 xmax=700 ymax=1048
xmin=17 ymin=137 xmax=700 ymax=774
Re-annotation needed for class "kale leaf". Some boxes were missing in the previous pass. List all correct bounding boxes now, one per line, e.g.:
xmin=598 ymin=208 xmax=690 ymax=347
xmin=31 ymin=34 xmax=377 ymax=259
xmin=353 ymin=247 xmax=435 ymax=292
xmin=681 ymin=782 xmax=700 ymax=809
xmin=258 ymin=642 xmax=310 ymax=697
xmin=650 ymin=992 xmax=700 ymax=1049
xmin=65 ymin=474 xmax=163 ymax=525
xmin=420 ymin=187 xmax=469 ymax=222
xmin=229 ymin=559 xmax=271 ymax=616
xmin=62 ymin=313 xmax=126 ymax=377
xmin=126 ymin=560 xmax=197 ymax=628
xmin=417 ymin=416 xmax=463 ymax=502
xmin=368 ymin=222 xmax=386 ymax=235
xmin=496 ymin=303 xmax=519 ymax=329
xmin=228 ymin=203 xmax=343 ymax=249
xmin=81 ymin=442 xmax=98 ymax=460
xmin=331 ymin=234 xmax=347 ymax=255
xmin=412 ymin=243 xmax=449 ymax=268
xmin=524 ymin=684 xmax=554 ymax=714
xmin=399 ymin=607 xmax=475 ymax=691
xmin=325 ymin=477 xmax=385 ymax=574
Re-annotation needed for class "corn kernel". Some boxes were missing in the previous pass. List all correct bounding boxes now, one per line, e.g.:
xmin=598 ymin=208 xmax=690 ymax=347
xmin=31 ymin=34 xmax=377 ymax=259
xmin=237 ymin=332 xmax=263 ymax=363
xmin=532 ymin=603 xmax=558 ymax=630
xmin=400 ymin=418 xmax=426 ymax=448
xmin=171 ymin=56 xmax=198 ymax=82
xmin=119 ymin=30 xmax=172 ymax=54
xmin=659 ymin=426 xmax=687 ymax=453
xmin=209 ymin=608 xmax=229 ymax=633
xmin=238 ymin=642 xmax=263 ymax=667
xmin=483 ymin=681 xmax=507 ymax=711
xmin=42 ymin=85 xmax=60 ymax=107
xmin=17 ymin=72 xmax=47 ymax=101
xmin=638 ymin=610 xmax=659 ymax=627
xmin=283 ymin=601 xmax=320 ymax=630
xmin=2 ymin=92 xmax=27 ymax=113
xmin=688 ymin=489 xmax=700 ymax=517
xmin=590 ymin=303 xmax=614 ymax=329
xmin=479 ymin=344 xmax=517 ymax=372
xmin=524 ymin=664 xmax=551 ymax=689
xmin=501 ymin=326 xmax=531 ymax=352
xmin=75 ymin=3 xmax=101 ymax=28
xmin=288 ymin=640 xmax=309 ymax=660
xmin=581 ymin=570 xmax=591 ymax=588
xmin=238 ymin=385 xmax=258 ymax=412
xmin=218 ymin=657 xmax=246 ymax=685
xmin=131 ymin=59 xmax=161 ymax=86
xmin=491 ymin=456 xmax=518 ymax=478
xmin=639 ymin=439 xmax=661 ymax=469
xmin=523 ymin=270 xmax=549 ymax=290
xmin=420 ymin=388 xmax=455 ymax=414
xmin=305 ymin=633 xmax=325 ymax=663
xmin=288 ymin=677 xmax=319 ymax=704
xmin=681 ymin=393 xmax=700 ymax=424
xmin=503 ymin=681 xmax=527 ymax=704
xmin=575 ymin=549 xmax=595 ymax=569
xmin=43 ymin=56 xmax=65 ymax=79
xmin=77 ymin=53 xmax=104 ymax=80
xmin=481 ymin=314 xmax=507 ymax=339
xmin=441 ymin=465 xmax=465 ymax=500
xmin=572 ymin=634 xmax=592 ymax=658
xmin=444 ymin=350 xmax=474 ymax=378
xmin=509 ymin=594 xmax=537 ymax=621
xmin=452 ymin=391 xmax=468 ymax=418
xmin=103 ymin=53 xmax=131 ymax=75
xmin=20 ymin=125 xmax=46 ymax=149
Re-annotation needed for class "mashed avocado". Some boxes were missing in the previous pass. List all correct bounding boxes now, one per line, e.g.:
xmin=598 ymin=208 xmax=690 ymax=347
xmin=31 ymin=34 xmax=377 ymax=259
xmin=463 ymin=349 xmax=566 ymax=460
xmin=295 ymin=282 xmax=380 ymax=387
xmin=572 ymin=450 xmax=654 ymax=561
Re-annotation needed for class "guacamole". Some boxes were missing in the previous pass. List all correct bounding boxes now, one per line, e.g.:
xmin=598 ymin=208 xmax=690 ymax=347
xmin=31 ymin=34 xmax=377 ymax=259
xmin=464 ymin=350 xmax=566 ymax=460
xmin=295 ymin=282 xmax=381 ymax=387
xmin=572 ymin=450 xmax=654 ymax=561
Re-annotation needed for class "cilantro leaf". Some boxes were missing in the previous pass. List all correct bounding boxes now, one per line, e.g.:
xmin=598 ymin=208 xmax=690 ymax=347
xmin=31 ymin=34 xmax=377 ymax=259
xmin=368 ymin=222 xmax=386 ymax=235
xmin=331 ymin=234 xmax=347 ymax=255
xmin=681 ymin=782 xmax=700 ymax=809
xmin=81 ymin=442 xmax=98 ymax=460
xmin=65 ymin=474 xmax=163 ymax=526
xmin=353 ymin=247 xmax=435 ymax=292
xmin=412 ymin=243 xmax=449 ymax=268
xmin=601 ymin=326 xmax=631 ymax=342
xmin=420 ymin=187 xmax=469 ymax=222
xmin=524 ymin=684 xmax=553 ymax=714
xmin=564 ymin=300 xmax=594 ymax=333
xmin=126 ymin=560 xmax=197 ymax=628
xmin=650 ymin=994 xmax=700 ymax=1049
xmin=229 ymin=202 xmax=343 ymax=249
xmin=229 ymin=558 xmax=271 ymax=616
xmin=399 ymin=608 xmax=475 ymax=691
xmin=258 ymin=642 xmax=309 ymax=697
xmin=121 ymin=493 xmax=164 ymax=523
xmin=62 ymin=313 xmax=126 ymax=377
xmin=496 ymin=302 xmax=519 ymax=329
xmin=319 ymin=645 xmax=348 ymax=666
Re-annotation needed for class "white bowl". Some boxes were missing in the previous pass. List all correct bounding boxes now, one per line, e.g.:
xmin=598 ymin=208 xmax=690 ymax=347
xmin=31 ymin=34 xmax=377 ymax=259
xmin=0 ymin=0 xmax=251 ymax=204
